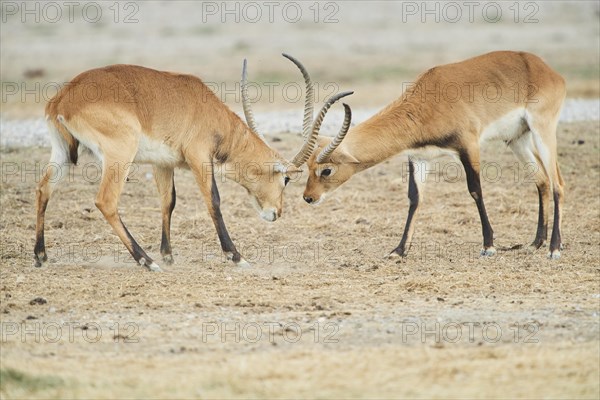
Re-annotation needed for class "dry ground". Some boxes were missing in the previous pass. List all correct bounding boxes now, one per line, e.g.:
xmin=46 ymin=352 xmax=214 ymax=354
xmin=0 ymin=121 xmax=598 ymax=399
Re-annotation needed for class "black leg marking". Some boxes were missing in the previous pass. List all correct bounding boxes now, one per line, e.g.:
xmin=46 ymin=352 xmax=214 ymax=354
xmin=393 ymin=160 xmax=420 ymax=256
xmin=460 ymin=152 xmax=494 ymax=250
xmin=34 ymin=231 xmax=47 ymax=267
xmin=160 ymin=177 xmax=176 ymax=261
xmin=210 ymin=173 xmax=241 ymax=262
xmin=169 ymin=178 xmax=176 ymax=214
xmin=34 ymin=206 xmax=47 ymax=259
xmin=532 ymin=184 xmax=548 ymax=248
xmin=160 ymin=229 xmax=171 ymax=257
xmin=34 ymin=187 xmax=50 ymax=267
xmin=549 ymin=191 xmax=561 ymax=254
xmin=120 ymin=217 xmax=154 ymax=266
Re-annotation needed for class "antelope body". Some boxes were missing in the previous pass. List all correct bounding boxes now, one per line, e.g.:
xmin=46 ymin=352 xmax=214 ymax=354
xmin=299 ymin=51 xmax=566 ymax=258
xmin=35 ymin=55 xmax=350 ymax=271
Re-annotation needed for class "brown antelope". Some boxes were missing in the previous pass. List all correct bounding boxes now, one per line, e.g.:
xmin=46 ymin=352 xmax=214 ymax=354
xmin=35 ymin=54 xmax=352 ymax=271
xmin=298 ymin=51 xmax=566 ymax=259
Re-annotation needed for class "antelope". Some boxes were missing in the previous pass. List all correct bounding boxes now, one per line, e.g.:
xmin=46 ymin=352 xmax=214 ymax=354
xmin=35 ymin=54 xmax=352 ymax=271
xmin=298 ymin=51 xmax=566 ymax=259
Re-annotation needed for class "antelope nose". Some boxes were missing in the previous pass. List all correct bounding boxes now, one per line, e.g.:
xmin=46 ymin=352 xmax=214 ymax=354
xmin=304 ymin=196 xmax=314 ymax=204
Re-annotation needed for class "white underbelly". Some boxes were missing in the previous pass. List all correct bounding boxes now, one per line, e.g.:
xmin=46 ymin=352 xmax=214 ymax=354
xmin=404 ymin=108 xmax=529 ymax=163
xmin=404 ymin=146 xmax=459 ymax=162
xmin=134 ymin=135 xmax=182 ymax=165
xmin=479 ymin=107 xmax=528 ymax=144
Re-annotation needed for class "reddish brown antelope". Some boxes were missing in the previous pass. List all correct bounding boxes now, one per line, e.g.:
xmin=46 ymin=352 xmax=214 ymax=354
xmin=298 ymin=51 xmax=566 ymax=259
xmin=35 ymin=54 xmax=352 ymax=271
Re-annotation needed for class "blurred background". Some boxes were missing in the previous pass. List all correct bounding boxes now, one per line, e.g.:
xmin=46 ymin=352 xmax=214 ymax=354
xmin=2 ymin=0 xmax=599 ymax=119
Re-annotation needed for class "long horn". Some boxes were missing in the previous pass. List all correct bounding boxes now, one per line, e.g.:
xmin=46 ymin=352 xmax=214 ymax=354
xmin=291 ymin=90 xmax=354 ymax=167
xmin=282 ymin=53 xmax=314 ymax=139
xmin=316 ymin=103 xmax=352 ymax=163
xmin=241 ymin=59 xmax=264 ymax=139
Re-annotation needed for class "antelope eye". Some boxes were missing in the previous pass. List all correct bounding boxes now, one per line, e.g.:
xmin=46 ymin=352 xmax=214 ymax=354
xmin=284 ymin=176 xmax=291 ymax=186
xmin=321 ymin=168 xmax=332 ymax=177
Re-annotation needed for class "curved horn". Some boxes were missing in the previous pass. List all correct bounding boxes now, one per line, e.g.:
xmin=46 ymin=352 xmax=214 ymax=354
xmin=241 ymin=59 xmax=264 ymax=139
xmin=316 ymin=103 xmax=352 ymax=163
xmin=282 ymin=53 xmax=314 ymax=139
xmin=292 ymin=90 xmax=354 ymax=167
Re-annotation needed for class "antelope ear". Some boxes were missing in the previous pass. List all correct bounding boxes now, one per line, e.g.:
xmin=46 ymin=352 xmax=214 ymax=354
xmin=329 ymin=148 xmax=359 ymax=164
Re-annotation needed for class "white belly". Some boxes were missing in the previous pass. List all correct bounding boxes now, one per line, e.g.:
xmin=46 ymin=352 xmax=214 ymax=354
xmin=479 ymin=107 xmax=528 ymax=144
xmin=404 ymin=108 xmax=529 ymax=163
xmin=404 ymin=145 xmax=459 ymax=162
xmin=134 ymin=135 xmax=182 ymax=165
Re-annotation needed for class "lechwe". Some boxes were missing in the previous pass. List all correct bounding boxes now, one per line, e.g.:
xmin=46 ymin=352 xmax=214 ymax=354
xmin=35 ymin=54 xmax=353 ymax=271
xmin=298 ymin=51 xmax=566 ymax=259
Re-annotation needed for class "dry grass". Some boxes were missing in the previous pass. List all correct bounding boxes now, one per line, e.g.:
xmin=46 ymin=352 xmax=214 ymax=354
xmin=0 ymin=121 xmax=599 ymax=398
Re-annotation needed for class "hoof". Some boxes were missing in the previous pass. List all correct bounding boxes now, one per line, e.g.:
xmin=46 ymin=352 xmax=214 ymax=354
xmin=548 ymin=250 xmax=561 ymax=260
xmin=225 ymin=252 xmax=248 ymax=267
xmin=139 ymin=258 xmax=162 ymax=272
xmin=236 ymin=258 xmax=252 ymax=268
xmin=147 ymin=262 xmax=163 ymax=272
xmin=530 ymin=240 xmax=545 ymax=250
xmin=162 ymin=254 xmax=174 ymax=265
xmin=385 ymin=251 xmax=405 ymax=260
xmin=34 ymin=254 xmax=47 ymax=268
xmin=480 ymin=247 xmax=497 ymax=257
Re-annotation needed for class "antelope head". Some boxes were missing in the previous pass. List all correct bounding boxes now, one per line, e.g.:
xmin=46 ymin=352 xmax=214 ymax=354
xmin=293 ymin=96 xmax=358 ymax=205
xmin=240 ymin=54 xmax=354 ymax=216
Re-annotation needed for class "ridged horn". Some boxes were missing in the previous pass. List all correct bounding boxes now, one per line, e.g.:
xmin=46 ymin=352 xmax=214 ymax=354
xmin=282 ymin=53 xmax=314 ymax=139
xmin=241 ymin=59 xmax=264 ymax=140
xmin=316 ymin=103 xmax=352 ymax=163
xmin=291 ymin=91 xmax=354 ymax=167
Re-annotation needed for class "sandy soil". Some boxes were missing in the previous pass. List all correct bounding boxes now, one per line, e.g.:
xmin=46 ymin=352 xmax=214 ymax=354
xmin=0 ymin=120 xmax=599 ymax=398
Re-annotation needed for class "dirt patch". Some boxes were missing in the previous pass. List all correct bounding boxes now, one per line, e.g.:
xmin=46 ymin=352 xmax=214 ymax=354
xmin=0 ymin=121 xmax=598 ymax=398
